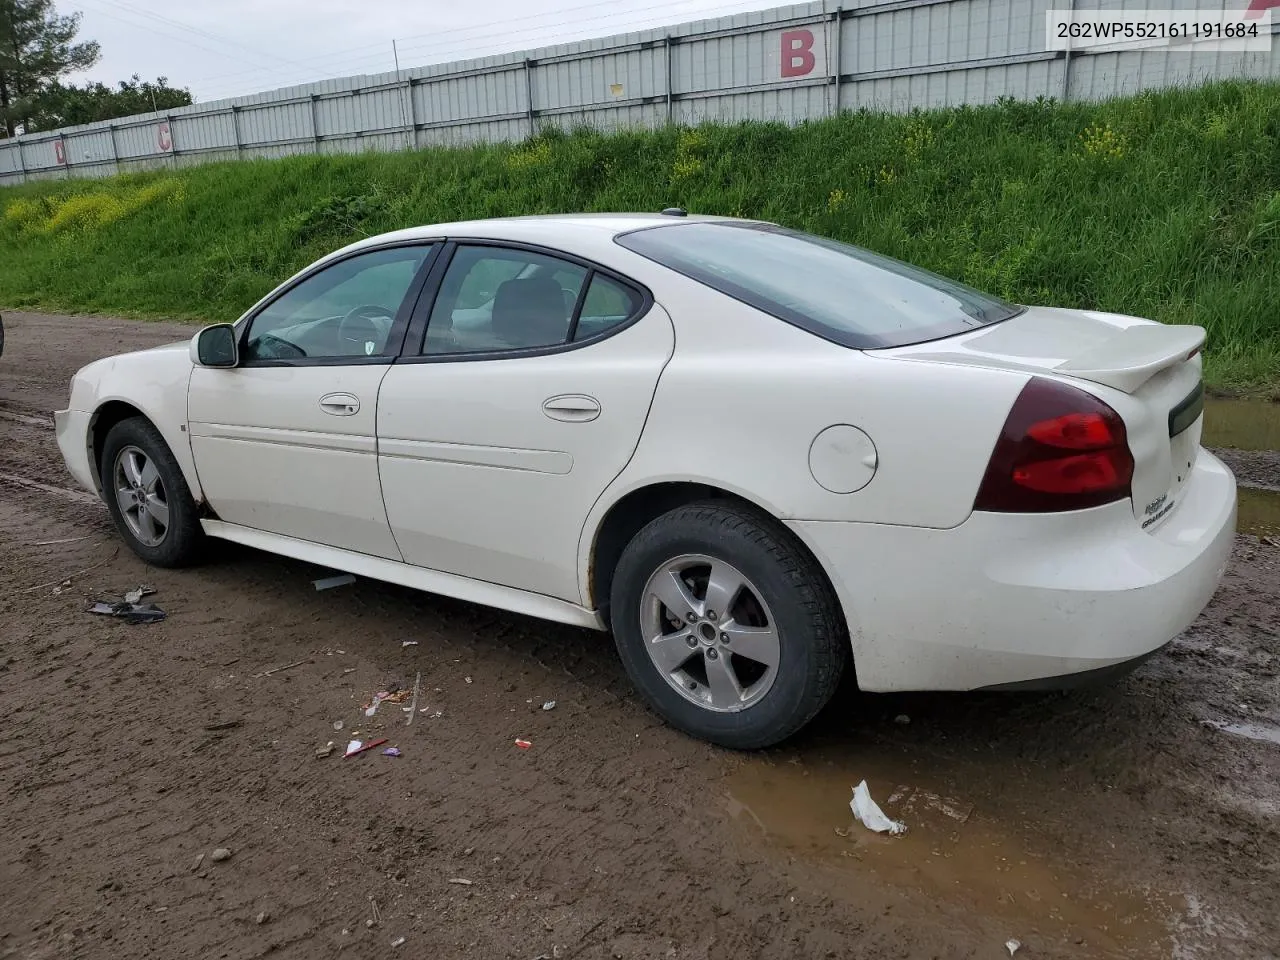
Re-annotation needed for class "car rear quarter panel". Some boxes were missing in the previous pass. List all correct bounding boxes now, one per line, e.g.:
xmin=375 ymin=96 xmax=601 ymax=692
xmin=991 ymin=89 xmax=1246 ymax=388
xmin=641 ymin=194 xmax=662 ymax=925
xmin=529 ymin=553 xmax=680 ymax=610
xmin=71 ymin=344 xmax=202 ymax=501
xmin=579 ymin=272 xmax=1030 ymax=601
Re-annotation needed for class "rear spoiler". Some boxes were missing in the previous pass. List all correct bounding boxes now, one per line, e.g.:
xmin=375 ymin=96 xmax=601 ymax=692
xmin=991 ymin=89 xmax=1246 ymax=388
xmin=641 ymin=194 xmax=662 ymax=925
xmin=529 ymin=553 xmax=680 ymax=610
xmin=1056 ymin=324 xmax=1205 ymax=393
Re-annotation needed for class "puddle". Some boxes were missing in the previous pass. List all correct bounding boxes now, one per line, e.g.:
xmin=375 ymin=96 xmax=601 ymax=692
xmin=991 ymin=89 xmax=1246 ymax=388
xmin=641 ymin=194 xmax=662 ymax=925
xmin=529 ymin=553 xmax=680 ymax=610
xmin=1203 ymin=719 xmax=1280 ymax=746
xmin=1237 ymin=486 xmax=1280 ymax=538
xmin=725 ymin=748 xmax=1184 ymax=957
xmin=1202 ymin=397 xmax=1280 ymax=451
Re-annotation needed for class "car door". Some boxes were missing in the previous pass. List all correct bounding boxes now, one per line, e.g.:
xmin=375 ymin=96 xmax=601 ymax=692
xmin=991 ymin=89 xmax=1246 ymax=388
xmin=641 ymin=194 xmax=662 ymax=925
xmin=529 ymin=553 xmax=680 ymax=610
xmin=188 ymin=242 xmax=439 ymax=558
xmin=376 ymin=240 xmax=675 ymax=602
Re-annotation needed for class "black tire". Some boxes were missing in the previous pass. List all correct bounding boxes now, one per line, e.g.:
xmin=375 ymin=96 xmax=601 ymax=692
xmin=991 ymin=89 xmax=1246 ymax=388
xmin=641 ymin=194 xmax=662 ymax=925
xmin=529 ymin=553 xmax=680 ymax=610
xmin=100 ymin=416 xmax=207 ymax=568
xmin=610 ymin=500 xmax=847 ymax=750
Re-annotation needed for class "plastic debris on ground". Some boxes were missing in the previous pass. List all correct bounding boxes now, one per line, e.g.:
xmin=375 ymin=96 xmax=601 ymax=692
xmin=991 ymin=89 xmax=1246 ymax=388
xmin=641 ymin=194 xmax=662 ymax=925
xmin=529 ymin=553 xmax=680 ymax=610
xmin=542 ymin=700 xmax=556 ymax=711
xmin=405 ymin=672 xmax=421 ymax=726
xmin=515 ymin=738 xmax=532 ymax=750
xmin=89 ymin=599 xmax=166 ymax=624
xmin=1006 ymin=939 xmax=1021 ymax=957
xmin=447 ymin=878 xmax=473 ymax=885
xmin=313 ymin=573 xmax=356 ymax=591
xmin=390 ymin=935 xmax=406 ymax=948
xmin=850 ymin=780 xmax=907 ymax=836
xmin=344 ymin=738 xmax=388 ymax=758
xmin=383 ymin=747 xmax=401 ymax=757
xmin=363 ymin=686 xmax=412 ymax=717
xmin=316 ymin=742 xmax=335 ymax=759
xmin=124 ymin=584 xmax=156 ymax=604
xmin=401 ymin=640 xmax=418 ymax=647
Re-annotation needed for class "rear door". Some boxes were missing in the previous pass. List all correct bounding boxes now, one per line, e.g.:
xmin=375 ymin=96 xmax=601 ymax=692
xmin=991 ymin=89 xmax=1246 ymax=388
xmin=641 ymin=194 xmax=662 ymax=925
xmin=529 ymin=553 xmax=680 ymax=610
xmin=376 ymin=240 xmax=675 ymax=602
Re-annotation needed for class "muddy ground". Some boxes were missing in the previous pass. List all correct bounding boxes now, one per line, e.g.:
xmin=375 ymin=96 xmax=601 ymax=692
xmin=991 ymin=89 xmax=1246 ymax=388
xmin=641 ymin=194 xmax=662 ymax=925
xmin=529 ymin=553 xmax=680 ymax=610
xmin=0 ymin=310 xmax=1278 ymax=960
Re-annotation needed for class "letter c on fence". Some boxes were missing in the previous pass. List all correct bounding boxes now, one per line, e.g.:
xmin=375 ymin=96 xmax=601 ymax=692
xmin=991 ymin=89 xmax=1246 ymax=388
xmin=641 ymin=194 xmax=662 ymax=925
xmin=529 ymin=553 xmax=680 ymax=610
xmin=780 ymin=29 xmax=816 ymax=78
xmin=157 ymin=122 xmax=172 ymax=152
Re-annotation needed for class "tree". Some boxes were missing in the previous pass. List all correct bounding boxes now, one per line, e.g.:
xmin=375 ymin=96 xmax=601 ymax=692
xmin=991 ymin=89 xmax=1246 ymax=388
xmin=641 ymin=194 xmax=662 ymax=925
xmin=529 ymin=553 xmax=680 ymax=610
xmin=30 ymin=74 xmax=192 ymax=129
xmin=0 ymin=0 xmax=100 ymax=136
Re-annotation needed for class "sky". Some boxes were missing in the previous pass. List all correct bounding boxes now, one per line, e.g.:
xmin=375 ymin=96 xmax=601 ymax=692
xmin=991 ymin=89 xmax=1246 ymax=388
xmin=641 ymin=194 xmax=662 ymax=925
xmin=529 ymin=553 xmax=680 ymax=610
xmin=62 ymin=0 xmax=784 ymax=103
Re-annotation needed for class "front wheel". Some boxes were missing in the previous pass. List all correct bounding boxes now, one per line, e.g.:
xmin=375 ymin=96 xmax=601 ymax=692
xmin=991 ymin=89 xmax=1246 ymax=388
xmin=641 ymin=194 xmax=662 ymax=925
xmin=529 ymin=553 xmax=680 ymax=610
xmin=610 ymin=501 xmax=847 ymax=750
xmin=100 ymin=417 xmax=207 ymax=568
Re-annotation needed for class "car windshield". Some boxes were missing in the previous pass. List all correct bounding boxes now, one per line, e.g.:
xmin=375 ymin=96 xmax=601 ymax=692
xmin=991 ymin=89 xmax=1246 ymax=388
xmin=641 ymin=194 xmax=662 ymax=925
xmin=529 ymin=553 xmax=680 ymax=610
xmin=614 ymin=221 xmax=1023 ymax=349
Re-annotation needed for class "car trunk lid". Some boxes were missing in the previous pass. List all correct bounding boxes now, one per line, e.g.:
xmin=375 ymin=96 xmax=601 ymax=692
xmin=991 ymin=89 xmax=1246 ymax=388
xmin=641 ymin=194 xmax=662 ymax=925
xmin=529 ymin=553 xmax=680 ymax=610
xmin=869 ymin=306 xmax=1206 ymax=530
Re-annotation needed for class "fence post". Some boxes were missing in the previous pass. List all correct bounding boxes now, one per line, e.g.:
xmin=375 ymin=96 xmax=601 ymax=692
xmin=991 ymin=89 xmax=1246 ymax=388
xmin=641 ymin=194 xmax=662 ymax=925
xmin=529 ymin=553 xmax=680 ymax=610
xmin=310 ymin=94 xmax=322 ymax=153
xmin=404 ymin=77 xmax=417 ymax=150
xmin=1061 ymin=0 xmax=1075 ymax=101
xmin=16 ymin=138 xmax=27 ymax=184
xmin=107 ymin=122 xmax=120 ymax=176
xmin=524 ymin=58 xmax=536 ymax=137
xmin=665 ymin=36 xmax=676 ymax=124
xmin=231 ymin=105 xmax=243 ymax=158
xmin=831 ymin=7 xmax=843 ymax=116
xmin=60 ymin=135 xmax=70 ymax=179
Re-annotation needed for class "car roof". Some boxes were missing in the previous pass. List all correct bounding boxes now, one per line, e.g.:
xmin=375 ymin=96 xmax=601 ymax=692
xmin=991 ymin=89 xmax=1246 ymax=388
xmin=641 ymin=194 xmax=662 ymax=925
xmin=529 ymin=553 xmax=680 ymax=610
xmin=334 ymin=212 xmax=752 ymax=257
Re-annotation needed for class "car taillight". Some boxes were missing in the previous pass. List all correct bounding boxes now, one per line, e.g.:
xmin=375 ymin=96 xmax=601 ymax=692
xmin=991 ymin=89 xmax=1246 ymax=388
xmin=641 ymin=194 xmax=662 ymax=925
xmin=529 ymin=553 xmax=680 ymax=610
xmin=974 ymin=377 xmax=1134 ymax=513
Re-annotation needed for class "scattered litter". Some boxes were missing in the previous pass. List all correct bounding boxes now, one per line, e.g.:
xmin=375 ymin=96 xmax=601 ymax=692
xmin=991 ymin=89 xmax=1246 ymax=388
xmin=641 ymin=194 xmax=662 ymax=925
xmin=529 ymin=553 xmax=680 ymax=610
xmin=332 ymin=719 xmax=344 ymax=731
xmin=401 ymin=640 xmax=419 ymax=647
xmin=253 ymin=658 xmax=310 ymax=678
xmin=123 ymin=584 xmax=156 ymax=605
xmin=465 ymin=676 xmax=473 ymax=684
xmin=345 ymin=738 xmax=389 ymax=758
xmin=515 ymin=738 xmax=532 ymax=750
xmin=316 ymin=742 xmax=335 ymax=759
xmin=406 ymin=671 xmax=421 ymax=726
xmin=365 ymin=919 xmax=375 ymax=929
xmin=313 ymin=573 xmax=356 ymax=591
xmin=894 ymin=714 xmax=910 ymax=725
xmin=33 ymin=536 xmax=91 ymax=546
xmin=1006 ymin=939 xmax=1021 ymax=957
xmin=850 ymin=781 xmax=907 ymax=836
xmin=342 ymin=668 xmax=356 ymax=675
xmin=52 ymin=580 xmax=71 ymax=595
xmin=542 ymin=700 xmax=557 ymax=712
xmin=390 ymin=936 xmax=406 ymax=948
xmin=89 ymin=600 xmax=166 ymax=624
xmin=255 ymin=911 xmax=270 ymax=925
xmin=447 ymin=878 xmax=473 ymax=885
xmin=886 ymin=785 xmax=973 ymax=824
xmin=1262 ymin=535 xmax=1278 ymax=548
xmin=422 ymin=709 xmax=443 ymax=719
xmin=383 ymin=747 xmax=401 ymax=758
xmin=363 ymin=687 xmax=411 ymax=717
xmin=23 ymin=547 xmax=120 ymax=595
xmin=210 ymin=847 xmax=232 ymax=862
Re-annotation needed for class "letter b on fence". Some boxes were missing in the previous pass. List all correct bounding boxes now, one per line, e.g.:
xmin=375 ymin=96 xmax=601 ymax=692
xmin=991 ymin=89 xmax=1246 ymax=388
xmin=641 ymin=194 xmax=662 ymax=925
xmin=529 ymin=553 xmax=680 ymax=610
xmin=780 ymin=29 xmax=816 ymax=78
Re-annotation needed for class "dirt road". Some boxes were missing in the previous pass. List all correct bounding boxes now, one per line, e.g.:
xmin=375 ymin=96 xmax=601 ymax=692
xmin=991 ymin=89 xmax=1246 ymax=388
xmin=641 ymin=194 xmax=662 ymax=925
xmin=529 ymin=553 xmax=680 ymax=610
xmin=1 ymin=310 xmax=1278 ymax=960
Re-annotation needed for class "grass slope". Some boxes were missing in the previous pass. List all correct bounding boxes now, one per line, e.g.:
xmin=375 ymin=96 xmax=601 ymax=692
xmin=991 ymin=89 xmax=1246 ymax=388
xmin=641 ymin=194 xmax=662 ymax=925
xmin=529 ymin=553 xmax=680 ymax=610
xmin=2 ymin=80 xmax=1278 ymax=389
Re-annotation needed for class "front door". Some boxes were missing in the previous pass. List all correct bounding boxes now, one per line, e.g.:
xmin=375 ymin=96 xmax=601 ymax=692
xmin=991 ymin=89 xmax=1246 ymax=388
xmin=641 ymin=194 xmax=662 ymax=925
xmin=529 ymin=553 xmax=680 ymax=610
xmin=376 ymin=242 xmax=674 ymax=601
xmin=188 ymin=243 xmax=437 ymax=558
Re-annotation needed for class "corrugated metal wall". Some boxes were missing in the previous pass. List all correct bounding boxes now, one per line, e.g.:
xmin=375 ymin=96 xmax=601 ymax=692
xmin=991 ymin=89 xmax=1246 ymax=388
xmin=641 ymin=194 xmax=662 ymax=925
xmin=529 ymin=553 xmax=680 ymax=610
xmin=2 ymin=0 xmax=1277 ymax=185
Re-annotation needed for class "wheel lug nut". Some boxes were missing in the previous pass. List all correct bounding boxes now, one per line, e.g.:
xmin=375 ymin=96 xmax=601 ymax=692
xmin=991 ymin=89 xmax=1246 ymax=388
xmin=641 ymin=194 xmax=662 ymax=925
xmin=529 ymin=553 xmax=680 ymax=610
xmin=686 ymin=635 xmax=697 ymax=648
xmin=720 ymin=633 xmax=729 ymax=644
xmin=686 ymin=612 xmax=696 ymax=623
xmin=706 ymin=648 xmax=719 ymax=660
xmin=707 ymin=610 xmax=717 ymax=621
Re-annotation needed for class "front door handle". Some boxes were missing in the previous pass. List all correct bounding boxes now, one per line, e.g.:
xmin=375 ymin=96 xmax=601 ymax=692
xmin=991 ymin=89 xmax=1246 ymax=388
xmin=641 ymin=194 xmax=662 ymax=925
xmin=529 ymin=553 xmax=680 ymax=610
xmin=542 ymin=394 xmax=601 ymax=422
xmin=319 ymin=392 xmax=360 ymax=416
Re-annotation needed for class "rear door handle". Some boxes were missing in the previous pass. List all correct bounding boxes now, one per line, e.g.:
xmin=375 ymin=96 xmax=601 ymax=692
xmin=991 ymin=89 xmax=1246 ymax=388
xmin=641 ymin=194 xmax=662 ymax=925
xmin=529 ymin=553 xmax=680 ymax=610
xmin=542 ymin=394 xmax=601 ymax=422
xmin=319 ymin=392 xmax=360 ymax=416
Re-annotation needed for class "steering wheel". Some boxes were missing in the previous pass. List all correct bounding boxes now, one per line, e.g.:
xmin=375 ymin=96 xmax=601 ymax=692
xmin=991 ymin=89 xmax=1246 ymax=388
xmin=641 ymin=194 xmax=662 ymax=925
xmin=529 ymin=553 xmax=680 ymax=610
xmin=338 ymin=304 xmax=395 ymax=356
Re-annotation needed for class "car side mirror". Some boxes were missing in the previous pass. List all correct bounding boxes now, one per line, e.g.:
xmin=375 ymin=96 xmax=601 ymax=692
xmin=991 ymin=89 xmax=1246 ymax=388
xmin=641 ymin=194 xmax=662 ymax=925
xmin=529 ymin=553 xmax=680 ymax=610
xmin=191 ymin=324 xmax=238 ymax=368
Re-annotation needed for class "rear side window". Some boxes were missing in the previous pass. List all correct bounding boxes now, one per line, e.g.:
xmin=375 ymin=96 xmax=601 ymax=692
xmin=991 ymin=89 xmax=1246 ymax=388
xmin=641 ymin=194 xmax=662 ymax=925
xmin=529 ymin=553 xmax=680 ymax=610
xmin=615 ymin=222 xmax=1022 ymax=349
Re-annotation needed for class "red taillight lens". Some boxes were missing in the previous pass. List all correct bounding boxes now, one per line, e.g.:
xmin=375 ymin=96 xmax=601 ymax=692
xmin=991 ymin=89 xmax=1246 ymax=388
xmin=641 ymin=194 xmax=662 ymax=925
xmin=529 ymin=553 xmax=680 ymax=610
xmin=974 ymin=378 xmax=1134 ymax=513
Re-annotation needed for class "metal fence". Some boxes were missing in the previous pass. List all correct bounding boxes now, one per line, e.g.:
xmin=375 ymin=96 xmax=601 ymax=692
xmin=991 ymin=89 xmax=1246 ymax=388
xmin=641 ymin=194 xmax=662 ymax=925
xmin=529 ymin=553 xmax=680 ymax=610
xmin=2 ymin=0 xmax=1277 ymax=186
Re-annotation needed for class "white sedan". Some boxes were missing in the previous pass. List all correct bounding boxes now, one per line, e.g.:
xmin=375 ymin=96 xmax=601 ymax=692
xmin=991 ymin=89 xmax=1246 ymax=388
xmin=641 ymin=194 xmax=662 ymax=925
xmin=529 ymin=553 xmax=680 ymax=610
xmin=55 ymin=213 xmax=1237 ymax=748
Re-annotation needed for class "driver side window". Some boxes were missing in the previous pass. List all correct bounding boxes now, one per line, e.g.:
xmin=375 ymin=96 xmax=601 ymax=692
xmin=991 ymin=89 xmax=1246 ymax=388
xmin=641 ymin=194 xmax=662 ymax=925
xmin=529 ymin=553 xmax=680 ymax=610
xmin=244 ymin=245 xmax=433 ymax=363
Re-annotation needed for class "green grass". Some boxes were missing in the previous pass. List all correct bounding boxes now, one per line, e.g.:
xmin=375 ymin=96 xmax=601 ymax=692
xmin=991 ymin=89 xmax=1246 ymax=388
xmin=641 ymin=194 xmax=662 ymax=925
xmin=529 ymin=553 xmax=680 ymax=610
xmin=2 ymin=79 xmax=1279 ymax=390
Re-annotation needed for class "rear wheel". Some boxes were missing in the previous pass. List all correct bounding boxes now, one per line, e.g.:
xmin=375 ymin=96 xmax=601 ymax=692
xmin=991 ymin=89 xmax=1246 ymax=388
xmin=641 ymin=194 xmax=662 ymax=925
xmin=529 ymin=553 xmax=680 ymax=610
xmin=100 ymin=417 xmax=206 ymax=567
xmin=610 ymin=501 xmax=847 ymax=749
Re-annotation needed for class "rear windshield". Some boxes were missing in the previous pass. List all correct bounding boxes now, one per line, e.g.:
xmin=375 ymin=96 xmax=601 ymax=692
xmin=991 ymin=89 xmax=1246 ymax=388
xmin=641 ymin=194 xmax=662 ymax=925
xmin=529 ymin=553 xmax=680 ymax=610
xmin=614 ymin=221 xmax=1022 ymax=349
